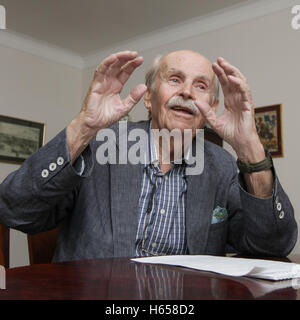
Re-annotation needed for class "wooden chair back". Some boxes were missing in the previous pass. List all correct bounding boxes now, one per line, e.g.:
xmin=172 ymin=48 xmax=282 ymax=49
xmin=0 ymin=224 xmax=9 ymax=268
xmin=27 ymin=228 xmax=58 ymax=265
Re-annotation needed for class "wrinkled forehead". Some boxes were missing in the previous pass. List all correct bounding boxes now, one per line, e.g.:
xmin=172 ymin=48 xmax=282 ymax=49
xmin=159 ymin=50 xmax=215 ymax=81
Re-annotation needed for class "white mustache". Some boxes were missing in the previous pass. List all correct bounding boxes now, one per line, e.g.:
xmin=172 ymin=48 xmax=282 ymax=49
xmin=166 ymin=96 xmax=200 ymax=115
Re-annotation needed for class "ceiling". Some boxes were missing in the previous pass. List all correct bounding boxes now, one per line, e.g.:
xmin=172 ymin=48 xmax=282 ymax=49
xmin=1 ymin=0 xmax=253 ymax=56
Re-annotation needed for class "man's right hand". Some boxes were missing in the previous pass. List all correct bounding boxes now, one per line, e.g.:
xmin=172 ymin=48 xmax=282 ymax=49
xmin=81 ymin=51 xmax=147 ymax=131
xmin=67 ymin=51 xmax=147 ymax=163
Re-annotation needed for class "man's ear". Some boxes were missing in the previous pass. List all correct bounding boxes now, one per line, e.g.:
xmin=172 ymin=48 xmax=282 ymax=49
xmin=144 ymin=89 xmax=152 ymax=112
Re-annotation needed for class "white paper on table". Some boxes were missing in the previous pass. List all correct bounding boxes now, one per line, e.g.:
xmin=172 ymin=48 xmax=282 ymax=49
xmin=131 ymin=255 xmax=300 ymax=281
xmin=229 ymin=276 xmax=300 ymax=298
xmin=0 ymin=265 xmax=5 ymax=289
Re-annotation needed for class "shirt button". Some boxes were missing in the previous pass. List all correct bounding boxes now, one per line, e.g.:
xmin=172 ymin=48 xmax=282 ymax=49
xmin=275 ymin=196 xmax=279 ymax=204
xmin=279 ymin=211 xmax=285 ymax=219
xmin=49 ymin=163 xmax=57 ymax=171
xmin=57 ymin=157 xmax=64 ymax=165
xmin=164 ymin=175 xmax=169 ymax=180
xmin=152 ymin=242 xmax=157 ymax=248
xmin=160 ymin=209 xmax=165 ymax=214
xmin=41 ymin=169 xmax=49 ymax=178
xmin=276 ymin=203 xmax=282 ymax=211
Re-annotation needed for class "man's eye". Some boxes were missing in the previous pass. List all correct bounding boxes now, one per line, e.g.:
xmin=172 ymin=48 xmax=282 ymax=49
xmin=196 ymin=84 xmax=206 ymax=90
xmin=169 ymin=78 xmax=180 ymax=83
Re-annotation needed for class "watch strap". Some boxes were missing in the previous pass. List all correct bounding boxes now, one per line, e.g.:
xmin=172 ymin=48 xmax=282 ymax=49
xmin=237 ymin=150 xmax=273 ymax=173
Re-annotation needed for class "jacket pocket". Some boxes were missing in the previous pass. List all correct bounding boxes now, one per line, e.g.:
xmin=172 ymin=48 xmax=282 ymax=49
xmin=205 ymin=220 xmax=228 ymax=255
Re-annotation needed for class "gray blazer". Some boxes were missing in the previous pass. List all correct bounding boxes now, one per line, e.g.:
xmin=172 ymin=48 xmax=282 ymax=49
xmin=0 ymin=120 xmax=297 ymax=262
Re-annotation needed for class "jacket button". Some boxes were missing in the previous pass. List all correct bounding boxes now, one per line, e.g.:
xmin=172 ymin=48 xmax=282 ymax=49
xmin=276 ymin=202 xmax=282 ymax=211
xmin=41 ymin=169 xmax=49 ymax=178
xmin=279 ymin=211 xmax=285 ymax=219
xmin=49 ymin=163 xmax=57 ymax=171
xmin=57 ymin=157 xmax=64 ymax=165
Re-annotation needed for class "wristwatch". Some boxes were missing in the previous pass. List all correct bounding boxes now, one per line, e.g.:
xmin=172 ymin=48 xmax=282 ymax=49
xmin=237 ymin=150 xmax=273 ymax=173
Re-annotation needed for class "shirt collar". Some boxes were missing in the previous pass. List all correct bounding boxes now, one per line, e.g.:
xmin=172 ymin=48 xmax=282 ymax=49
xmin=148 ymin=121 xmax=159 ymax=165
xmin=146 ymin=121 xmax=194 ymax=168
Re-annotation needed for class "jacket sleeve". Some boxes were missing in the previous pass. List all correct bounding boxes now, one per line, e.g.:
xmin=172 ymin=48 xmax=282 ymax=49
xmin=0 ymin=128 xmax=94 ymax=234
xmin=227 ymin=159 xmax=298 ymax=257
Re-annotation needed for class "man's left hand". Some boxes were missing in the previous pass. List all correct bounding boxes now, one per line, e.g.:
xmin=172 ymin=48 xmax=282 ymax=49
xmin=196 ymin=57 xmax=265 ymax=163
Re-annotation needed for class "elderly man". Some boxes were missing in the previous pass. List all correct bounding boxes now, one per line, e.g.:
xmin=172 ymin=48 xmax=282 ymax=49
xmin=0 ymin=50 xmax=297 ymax=261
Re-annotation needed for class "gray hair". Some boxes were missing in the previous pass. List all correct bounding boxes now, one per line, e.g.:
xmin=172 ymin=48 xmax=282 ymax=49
xmin=145 ymin=54 xmax=164 ymax=92
xmin=145 ymin=54 xmax=220 ymax=118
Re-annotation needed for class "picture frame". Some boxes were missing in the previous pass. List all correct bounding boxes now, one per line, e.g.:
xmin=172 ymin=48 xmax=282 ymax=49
xmin=0 ymin=115 xmax=45 ymax=164
xmin=254 ymin=104 xmax=283 ymax=158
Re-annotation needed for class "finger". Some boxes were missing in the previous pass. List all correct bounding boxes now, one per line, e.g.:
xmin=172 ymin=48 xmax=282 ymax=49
xmin=195 ymin=99 xmax=219 ymax=130
xmin=217 ymin=57 xmax=245 ymax=80
xmin=212 ymin=62 xmax=229 ymax=87
xmin=118 ymin=57 xmax=144 ymax=85
xmin=227 ymin=75 xmax=249 ymax=103
xmin=107 ymin=51 xmax=139 ymax=77
xmin=94 ymin=54 xmax=118 ymax=76
xmin=94 ymin=51 xmax=138 ymax=77
xmin=123 ymin=84 xmax=147 ymax=111
xmin=115 ymin=50 xmax=138 ymax=60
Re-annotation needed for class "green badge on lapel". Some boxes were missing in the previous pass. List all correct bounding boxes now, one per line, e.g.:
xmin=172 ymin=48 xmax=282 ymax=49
xmin=211 ymin=206 xmax=228 ymax=224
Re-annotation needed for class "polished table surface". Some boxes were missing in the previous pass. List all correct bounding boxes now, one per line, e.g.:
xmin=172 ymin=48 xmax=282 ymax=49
xmin=1 ymin=255 xmax=300 ymax=300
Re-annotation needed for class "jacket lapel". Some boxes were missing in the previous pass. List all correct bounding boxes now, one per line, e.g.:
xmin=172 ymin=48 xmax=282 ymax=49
xmin=110 ymin=121 xmax=149 ymax=257
xmin=185 ymin=144 xmax=216 ymax=254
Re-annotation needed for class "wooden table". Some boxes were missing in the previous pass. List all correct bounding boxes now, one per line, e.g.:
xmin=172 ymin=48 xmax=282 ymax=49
xmin=0 ymin=255 xmax=300 ymax=300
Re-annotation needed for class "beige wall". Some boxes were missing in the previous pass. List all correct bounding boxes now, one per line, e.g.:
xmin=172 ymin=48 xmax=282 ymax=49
xmin=0 ymin=46 xmax=83 ymax=267
xmin=1 ymin=5 xmax=299 ymax=267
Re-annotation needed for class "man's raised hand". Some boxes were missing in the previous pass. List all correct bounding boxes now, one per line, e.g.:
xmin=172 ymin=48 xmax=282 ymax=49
xmin=66 ymin=51 xmax=147 ymax=163
xmin=81 ymin=51 xmax=147 ymax=132
xmin=196 ymin=57 xmax=264 ymax=161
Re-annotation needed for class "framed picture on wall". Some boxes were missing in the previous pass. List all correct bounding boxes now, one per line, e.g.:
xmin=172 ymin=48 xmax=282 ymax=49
xmin=0 ymin=115 xmax=45 ymax=164
xmin=254 ymin=104 xmax=283 ymax=158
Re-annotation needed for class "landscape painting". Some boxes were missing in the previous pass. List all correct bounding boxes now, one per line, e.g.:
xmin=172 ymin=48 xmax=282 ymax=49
xmin=0 ymin=115 xmax=45 ymax=164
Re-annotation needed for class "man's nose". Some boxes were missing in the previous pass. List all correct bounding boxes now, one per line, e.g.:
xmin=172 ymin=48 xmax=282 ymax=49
xmin=179 ymin=81 xmax=194 ymax=99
